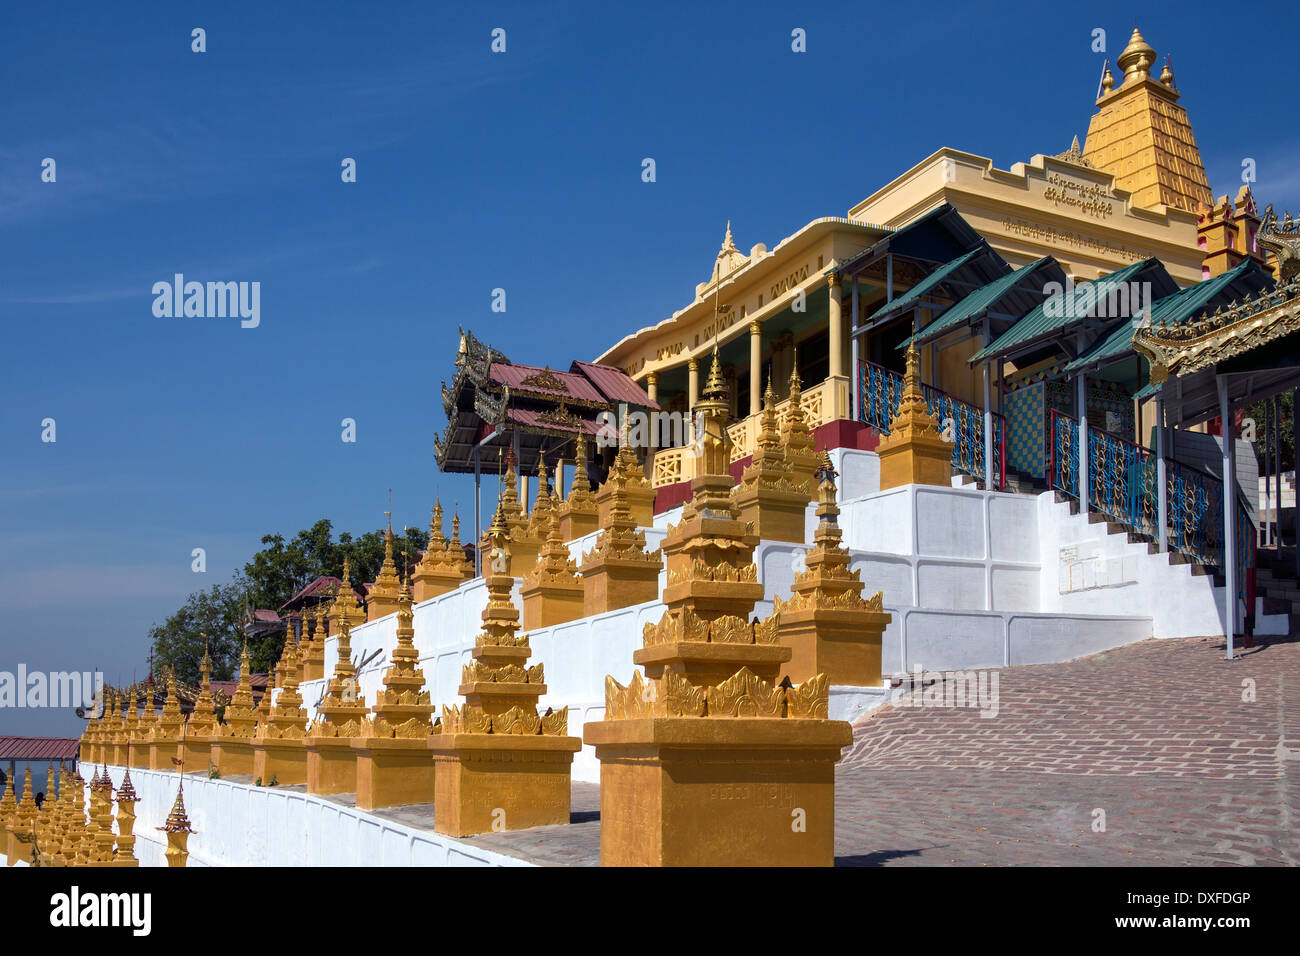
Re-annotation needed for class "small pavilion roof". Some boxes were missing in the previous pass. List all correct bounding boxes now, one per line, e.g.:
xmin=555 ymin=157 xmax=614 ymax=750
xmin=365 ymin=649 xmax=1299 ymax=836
xmin=969 ymin=258 xmax=1179 ymax=365
xmin=902 ymin=257 xmax=1065 ymax=349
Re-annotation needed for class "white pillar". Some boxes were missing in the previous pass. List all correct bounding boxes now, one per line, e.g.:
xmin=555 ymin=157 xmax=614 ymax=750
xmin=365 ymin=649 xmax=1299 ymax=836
xmin=1156 ymin=397 xmax=1168 ymax=553
xmin=982 ymin=319 xmax=993 ymax=489
xmin=851 ymin=280 xmax=861 ymax=420
xmin=473 ymin=447 xmax=481 ymax=576
xmin=1076 ymin=372 xmax=1089 ymax=514
xmin=827 ymin=276 xmax=843 ymax=379
xmin=1219 ymin=376 xmax=1236 ymax=658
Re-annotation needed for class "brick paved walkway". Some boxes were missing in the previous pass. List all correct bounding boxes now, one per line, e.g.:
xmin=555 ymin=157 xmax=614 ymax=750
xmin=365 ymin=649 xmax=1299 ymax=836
xmin=465 ymin=634 xmax=1300 ymax=866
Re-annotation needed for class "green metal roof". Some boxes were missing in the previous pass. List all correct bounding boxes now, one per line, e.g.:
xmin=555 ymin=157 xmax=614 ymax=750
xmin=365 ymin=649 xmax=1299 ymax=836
xmin=901 ymin=257 xmax=1055 ymax=349
xmin=1063 ymin=259 xmax=1267 ymax=376
xmin=968 ymin=257 xmax=1160 ymax=364
xmin=864 ymin=248 xmax=982 ymax=325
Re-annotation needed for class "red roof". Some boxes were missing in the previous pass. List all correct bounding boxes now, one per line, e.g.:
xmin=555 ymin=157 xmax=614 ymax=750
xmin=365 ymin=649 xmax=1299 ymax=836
xmin=571 ymin=360 xmax=660 ymax=410
xmin=253 ymin=609 xmax=280 ymax=623
xmin=0 ymin=736 xmax=81 ymax=761
xmin=489 ymin=363 xmax=605 ymax=403
xmin=280 ymin=575 xmax=362 ymax=612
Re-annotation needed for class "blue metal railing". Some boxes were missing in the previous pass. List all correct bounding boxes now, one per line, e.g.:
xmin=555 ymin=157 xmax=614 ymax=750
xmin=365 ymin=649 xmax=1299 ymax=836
xmin=859 ymin=359 xmax=1006 ymax=489
xmin=1048 ymin=409 xmax=1254 ymax=608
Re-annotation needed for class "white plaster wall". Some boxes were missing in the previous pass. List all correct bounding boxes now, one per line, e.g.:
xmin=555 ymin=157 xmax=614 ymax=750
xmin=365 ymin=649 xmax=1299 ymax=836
xmin=84 ymin=765 xmax=531 ymax=868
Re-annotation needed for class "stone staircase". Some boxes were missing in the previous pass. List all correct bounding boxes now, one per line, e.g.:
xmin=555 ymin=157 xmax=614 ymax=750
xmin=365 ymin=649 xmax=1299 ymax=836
xmin=1255 ymin=548 xmax=1299 ymax=624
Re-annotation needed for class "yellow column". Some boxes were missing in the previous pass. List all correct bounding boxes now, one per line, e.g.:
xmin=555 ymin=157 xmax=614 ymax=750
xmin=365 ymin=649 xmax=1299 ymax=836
xmin=687 ymin=357 xmax=700 ymax=442
xmin=749 ymin=321 xmax=762 ymax=417
xmin=645 ymin=372 xmax=658 ymax=404
xmin=827 ymin=275 xmax=843 ymax=378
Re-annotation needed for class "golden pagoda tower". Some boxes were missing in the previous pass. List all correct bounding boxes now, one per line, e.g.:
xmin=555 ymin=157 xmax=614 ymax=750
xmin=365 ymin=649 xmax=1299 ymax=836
xmin=353 ymin=575 xmax=437 ymax=810
xmin=34 ymin=765 xmax=57 ymax=866
xmin=115 ymin=690 xmax=137 ymax=767
xmin=109 ymin=691 xmax=131 ymax=764
xmin=595 ymin=417 xmax=655 ymax=528
xmin=123 ymin=687 xmax=147 ymax=768
xmin=44 ymin=771 xmax=69 ymax=867
xmin=733 ymin=375 xmax=813 ymax=542
xmin=2 ymin=769 xmax=28 ymax=866
xmin=82 ymin=695 xmax=103 ymax=765
xmin=109 ymin=767 xmax=139 ymax=867
xmin=1082 ymin=28 xmax=1212 ymax=214
xmin=412 ymin=498 xmax=469 ymax=601
xmin=780 ymin=359 xmax=820 ymax=496
xmin=447 ymin=512 xmax=476 ymax=581
xmin=367 ymin=508 xmax=403 ymax=620
xmin=775 ymin=453 xmax=892 ymax=686
xmin=327 ymin=557 xmax=366 ymax=634
xmin=0 ymin=772 xmax=13 ymax=863
xmin=87 ymin=767 xmax=117 ymax=866
xmin=252 ymin=625 xmax=308 ymax=787
xmin=211 ymin=641 xmax=259 ymax=777
xmin=495 ymin=444 xmax=532 ymax=540
xmin=522 ymin=504 xmax=585 ymax=629
xmin=495 ymin=456 xmax=544 ymax=576
xmin=105 ymin=690 xmax=126 ymax=766
xmin=876 ymin=344 xmax=954 ymax=490
xmin=556 ymin=434 xmax=599 ymax=541
xmin=304 ymin=595 xmax=370 ymax=795
xmin=183 ymin=639 xmax=220 ymax=773
xmin=302 ymin=603 xmax=327 ymax=682
xmin=158 ymin=777 xmax=194 ymax=867
xmin=578 ymin=450 xmax=664 ymax=614
xmin=525 ymin=458 xmax=558 ymax=540
xmin=149 ymin=670 xmax=186 ymax=771
xmin=65 ymin=770 xmax=92 ymax=867
xmin=138 ymin=684 xmax=161 ymax=762
xmin=428 ymin=500 xmax=580 ymax=836
xmin=585 ymin=350 xmax=853 ymax=867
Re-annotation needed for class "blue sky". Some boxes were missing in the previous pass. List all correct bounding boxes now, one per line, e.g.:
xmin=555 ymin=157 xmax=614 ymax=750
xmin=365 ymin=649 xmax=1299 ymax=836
xmin=2 ymin=0 xmax=1296 ymax=738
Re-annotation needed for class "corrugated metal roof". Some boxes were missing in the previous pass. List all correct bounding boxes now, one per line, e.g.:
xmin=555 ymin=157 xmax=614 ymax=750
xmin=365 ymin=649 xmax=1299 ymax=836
xmin=903 ymin=257 xmax=1059 ymax=348
xmin=969 ymin=258 xmax=1164 ymax=364
xmin=0 ymin=736 xmax=81 ymax=761
xmin=489 ymin=363 xmax=605 ymax=403
xmin=1063 ymin=259 xmax=1275 ymax=375
xmin=865 ymin=249 xmax=982 ymax=324
xmin=570 ymin=360 xmax=660 ymax=410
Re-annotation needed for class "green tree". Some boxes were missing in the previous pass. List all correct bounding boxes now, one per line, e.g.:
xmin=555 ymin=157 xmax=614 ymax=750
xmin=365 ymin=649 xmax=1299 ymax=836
xmin=147 ymin=577 xmax=248 ymax=685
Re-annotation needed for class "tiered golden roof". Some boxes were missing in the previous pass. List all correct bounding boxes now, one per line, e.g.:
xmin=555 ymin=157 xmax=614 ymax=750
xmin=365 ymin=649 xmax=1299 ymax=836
xmin=365 ymin=576 xmax=434 ymax=738
xmin=1083 ymin=27 xmax=1212 ymax=214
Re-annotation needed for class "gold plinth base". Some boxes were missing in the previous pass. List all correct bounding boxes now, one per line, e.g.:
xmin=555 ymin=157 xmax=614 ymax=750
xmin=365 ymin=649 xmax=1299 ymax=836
xmin=521 ymin=582 xmax=585 ymax=631
xmin=302 ymin=657 xmax=324 ymax=682
xmin=149 ymin=739 xmax=181 ymax=772
xmin=7 ymin=833 xmax=33 ymax=867
xmin=580 ymin=557 xmax=661 ymax=614
xmin=128 ymin=741 xmax=150 ymax=769
xmin=352 ymin=737 xmax=436 ymax=810
xmin=181 ymin=737 xmax=215 ymax=774
xmin=634 ymin=641 xmax=790 ymax=688
xmin=558 ymin=508 xmax=598 ymax=543
xmin=305 ymin=736 xmax=359 ymax=795
xmin=734 ymin=488 xmax=811 ymax=544
xmin=252 ymin=737 xmax=309 ymax=786
xmin=111 ymin=744 xmax=128 ymax=767
xmin=877 ymin=435 xmax=953 ymax=491
xmin=597 ymin=487 xmax=654 ymax=529
xmin=212 ymin=737 xmax=255 ymax=777
xmin=778 ymin=609 xmax=890 ymax=687
xmin=427 ymin=733 xmax=580 ymax=837
xmin=412 ymin=572 xmax=463 ymax=604
xmin=584 ymin=716 xmax=853 ymax=866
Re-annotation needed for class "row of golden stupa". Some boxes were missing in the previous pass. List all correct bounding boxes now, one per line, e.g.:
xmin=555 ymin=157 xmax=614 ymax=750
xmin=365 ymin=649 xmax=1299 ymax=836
xmin=12 ymin=348 xmax=949 ymax=866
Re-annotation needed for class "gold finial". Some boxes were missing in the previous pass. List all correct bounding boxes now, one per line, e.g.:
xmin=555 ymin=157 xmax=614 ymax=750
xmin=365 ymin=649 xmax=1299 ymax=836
xmin=1117 ymin=27 xmax=1155 ymax=81
xmin=702 ymin=346 xmax=727 ymax=399
xmin=1160 ymin=54 xmax=1174 ymax=87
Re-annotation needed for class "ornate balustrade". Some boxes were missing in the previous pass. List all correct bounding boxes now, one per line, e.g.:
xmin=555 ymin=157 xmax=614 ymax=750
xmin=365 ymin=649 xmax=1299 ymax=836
xmin=859 ymin=359 xmax=1006 ymax=488
xmin=1048 ymin=409 xmax=1254 ymax=606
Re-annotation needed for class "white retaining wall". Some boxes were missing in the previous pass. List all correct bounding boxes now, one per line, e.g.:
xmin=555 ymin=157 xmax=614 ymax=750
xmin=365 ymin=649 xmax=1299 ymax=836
xmin=83 ymin=764 xmax=530 ymax=868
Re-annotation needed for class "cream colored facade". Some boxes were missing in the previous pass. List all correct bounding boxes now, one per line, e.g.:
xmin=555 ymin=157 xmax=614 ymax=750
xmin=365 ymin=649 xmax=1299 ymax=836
xmin=849 ymin=147 xmax=1203 ymax=285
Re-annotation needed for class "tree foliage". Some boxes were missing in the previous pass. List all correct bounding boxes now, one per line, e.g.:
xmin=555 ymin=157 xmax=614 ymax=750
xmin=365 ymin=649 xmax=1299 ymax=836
xmin=148 ymin=520 xmax=430 ymax=682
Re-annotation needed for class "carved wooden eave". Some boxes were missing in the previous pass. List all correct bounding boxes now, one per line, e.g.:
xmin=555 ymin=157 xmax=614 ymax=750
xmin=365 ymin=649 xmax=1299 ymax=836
xmin=1134 ymin=276 xmax=1300 ymax=381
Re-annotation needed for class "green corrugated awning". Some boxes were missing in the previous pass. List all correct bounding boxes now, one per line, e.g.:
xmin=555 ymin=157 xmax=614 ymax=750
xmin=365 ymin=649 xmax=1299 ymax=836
xmin=900 ymin=257 xmax=1055 ymax=349
xmin=1062 ymin=259 xmax=1273 ymax=375
xmin=865 ymin=248 xmax=981 ymax=325
xmin=968 ymin=257 xmax=1159 ymax=364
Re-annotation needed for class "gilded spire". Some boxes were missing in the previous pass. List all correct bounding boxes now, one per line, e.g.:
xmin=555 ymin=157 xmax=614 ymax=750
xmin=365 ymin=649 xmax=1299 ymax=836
xmin=1117 ymin=27 xmax=1156 ymax=81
